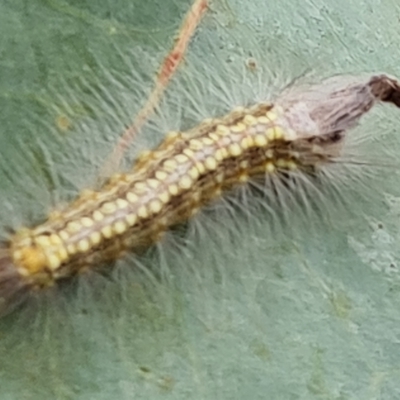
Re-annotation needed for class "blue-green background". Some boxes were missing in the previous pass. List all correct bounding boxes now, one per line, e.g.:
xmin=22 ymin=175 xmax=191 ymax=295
xmin=1 ymin=0 xmax=400 ymax=399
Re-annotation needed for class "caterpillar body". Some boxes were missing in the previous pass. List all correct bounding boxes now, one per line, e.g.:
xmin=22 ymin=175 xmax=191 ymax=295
xmin=1 ymin=74 xmax=400 ymax=317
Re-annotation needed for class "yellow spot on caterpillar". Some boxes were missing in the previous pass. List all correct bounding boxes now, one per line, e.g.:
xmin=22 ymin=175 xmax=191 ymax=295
xmin=228 ymin=143 xmax=242 ymax=156
xmin=66 ymin=244 xmax=77 ymax=255
xmin=113 ymin=220 xmax=128 ymax=234
xmin=201 ymin=117 xmax=214 ymax=125
xmin=274 ymin=126 xmax=284 ymax=140
xmin=188 ymin=167 xmax=199 ymax=180
xmin=240 ymin=160 xmax=249 ymax=169
xmin=179 ymin=175 xmax=193 ymax=190
xmin=57 ymin=247 xmax=68 ymax=261
xmin=126 ymin=213 xmax=137 ymax=226
xmin=191 ymin=190 xmax=201 ymax=202
xmin=201 ymin=137 xmax=214 ymax=146
xmin=196 ymin=162 xmax=207 ymax=174
xmin=136 ymin=150 xmax=152 ymax=164
xmin=238 ymin=173 xmax=249 ymax=182
xmin=100 ymin=226 xmax=113 ymax=239
xmin=265 ymin=162 xmax=275 ymax=173
xmin=116 ymin=198 xmax=129 ymax=209
xmin=149 ymin=199 xmax=162 ymax=214
xmin=215 ymin=173 xmax=224 ymax=183
xmin=231 ymin=122 xmax=246 ymax=133
xmin=257 ymin=116 xmax=270 ymax=125
xmin=89 ymin=231 xmax=102 ymax=245
xmin=47 ymin=254 xmax=61 ymax=270
xmin=232 ymin=106 xmax=246 ymax=114
xmin=287 ymin=160 xmax=297 ymax=170
xmin=243 ymin=115 xmax=258 ymax=126
xmin=208 ymin=132 xmax=220 ymax=142
xmin=147 ymin=179 xmax=160 ymax=189
xmin=265 ymin=149 xmax=274 ymax=158
xmin=13 ymin=250 xmax=23 ymax=261
xmin=219 ymin=147 xmax=229 ymax=158
xmin=48 ymin=210 xmax=63 ymax=221
xmin=163 ymin=159 xmax=178 ymax=171
xmin=138 ymin=206 xmax=149 ymax=219
xmin=183 ymin=148 xmax=195 ymax=158
xmin=80 ymin=189 xmax=98 ymax=199
xmin=127 ymin=192 xmax=138 ymax=204
xmin=77 ymin=239 xmax=90 ymax=253
xmin=254 ymin=134 xmax=268 ymax=147
xmin=165 ymin=131 xmax=180 ymax=142
xmin=50 ymin=234 xmax=63 ymax=245
xmin=159 ymin=191 xmax=170 ymax=203
xmin=35 ymin=235 xmax=51 ymax=247
xmin=81 ymin=217 xmax=94 ymax=228
xmin=175 ymin=154 xmax=188 ymax=164
xmin=189 ymin=139 xmax=204 ymax=150
xmin=215 ymin=125 xmax=230 ymax=136
xmin=190 ymin=206 xmax=200 ymax=216
xmin=214 ymin=149 xmax=224 ymax=161
xmin=265 ymin=110 xmax=278 ymax=121
xmin=240 ymin=137 xmax=252 ymax=149
xmin=168 ymin=184 xmax=179 ymax=196
xmin=16 ymin=247 xmax=47 ymax=273
xmin=59 ymin=230 xmax=69 ymax=241
xmin=101 ymin=202 xmax=117 ymax=215
xmin=215 ymin=125 xmax=231 ymax=136
xmin=155 ymin=170 xmax=168 ymax=181
xmin=265 ymin=128 xmax=276 ymax=141
xmin=276 ymin=159 xmax=288 ymax=168
xmin=67 ymin=221 xmax=81 ymax=234
xmin=134 ymin=182 xmax=148 ymax=193
xmin=205 ymin=157 xmax=217 ymax=170
xmin=107 ymin=173 xmax=126 ymax=186
xmin=93 ymin=210 xmax=104 ymax=222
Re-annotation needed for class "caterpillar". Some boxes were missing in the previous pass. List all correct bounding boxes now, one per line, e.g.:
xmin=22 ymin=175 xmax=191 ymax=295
xmin=0 ymin=73 xmax=399 ymax=318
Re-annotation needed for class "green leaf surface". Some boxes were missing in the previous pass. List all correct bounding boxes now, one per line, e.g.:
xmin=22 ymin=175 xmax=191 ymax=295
xmin=1 ymin=0 xmax=400 ymax=399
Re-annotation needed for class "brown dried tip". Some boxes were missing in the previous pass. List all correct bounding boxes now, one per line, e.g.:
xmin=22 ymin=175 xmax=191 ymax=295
xmin=368 ymin=74 xmax=400 ymax=107
xmin=0 ymin=251 xmax=29 ymax=318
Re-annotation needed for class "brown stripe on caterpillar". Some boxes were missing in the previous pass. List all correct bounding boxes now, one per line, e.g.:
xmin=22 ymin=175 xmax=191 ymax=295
xmin=1 ymin=73 xmax=400 ymax=317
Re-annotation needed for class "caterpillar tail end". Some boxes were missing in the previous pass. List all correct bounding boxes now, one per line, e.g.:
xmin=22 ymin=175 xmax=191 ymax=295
xmin=369 ymin=74 xmax=400 ymax=107
xmin=0 ymin=249 xmax=29 ymax=318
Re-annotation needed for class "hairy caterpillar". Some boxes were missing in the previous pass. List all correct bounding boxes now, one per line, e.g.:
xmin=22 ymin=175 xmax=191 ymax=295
xmin=1 ymin=73 xmax=399 ymax=317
